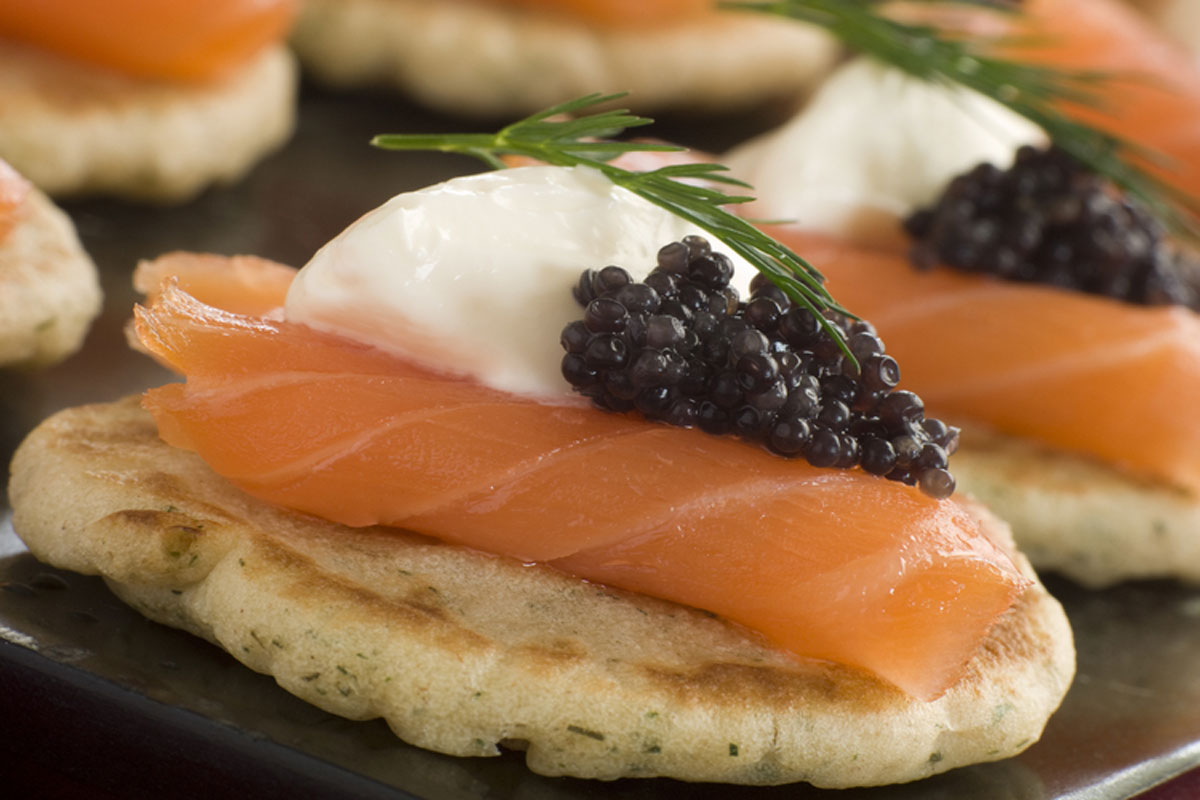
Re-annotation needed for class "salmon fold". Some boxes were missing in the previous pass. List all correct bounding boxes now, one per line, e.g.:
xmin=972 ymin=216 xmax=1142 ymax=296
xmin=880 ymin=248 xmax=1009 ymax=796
xmin=0 ymin=0 xmax=297 ymax=82
xmin=133 ymin=255 xmax=1029 ymax=701
xmin=771 ymin=231 xmax=1200 ymax=495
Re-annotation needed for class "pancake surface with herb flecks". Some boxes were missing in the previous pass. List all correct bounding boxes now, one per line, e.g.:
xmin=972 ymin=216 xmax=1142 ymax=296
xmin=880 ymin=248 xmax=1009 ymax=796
xmin=289 ymin=0 xmax=839 ymax=116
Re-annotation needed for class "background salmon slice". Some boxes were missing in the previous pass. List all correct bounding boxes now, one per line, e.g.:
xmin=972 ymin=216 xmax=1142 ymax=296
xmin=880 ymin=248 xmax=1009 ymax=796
xmin=1004 ymin=0 xmax=1200 ymax=200
xmin=0 ymin=0 xmax=296 ymax=82
xmin=775 ymin=230 xmax=1200 ymax=494
xmin=484 ymin=0 xmax=711 ymax=28
xmin=132 ymin=254 xmax=1027 ymax=701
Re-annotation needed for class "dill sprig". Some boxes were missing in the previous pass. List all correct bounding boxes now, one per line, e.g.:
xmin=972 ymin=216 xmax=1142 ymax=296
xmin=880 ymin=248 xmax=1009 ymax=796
xmin=727 ymin=0 xmax=1200 ymax=240
xmin=373 ymin=93 xmax=856 ymax=355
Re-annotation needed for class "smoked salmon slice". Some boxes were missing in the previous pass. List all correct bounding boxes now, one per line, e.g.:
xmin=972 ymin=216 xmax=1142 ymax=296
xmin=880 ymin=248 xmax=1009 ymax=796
xmin=0 ymin=158 xmax=31 ymax=244
xmin=999 ymin=0 xmax=1200 ymax=200
xmin=132 ymin=253 xmax=1028 ymax=701
xmin=134 ymin=252 xmax=297 ymax=318
xmin=0 ymin=0 xmax=296 ymax=82
xmin=773 ymin=229 xmax=1200 ymax=494
xmin=485 ymin=0 xmax=710 ymax=28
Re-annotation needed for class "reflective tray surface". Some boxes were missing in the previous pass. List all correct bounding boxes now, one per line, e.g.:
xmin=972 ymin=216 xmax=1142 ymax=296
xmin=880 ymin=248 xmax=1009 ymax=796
xmin=3 ymin=85 xmax=1199 ymax=800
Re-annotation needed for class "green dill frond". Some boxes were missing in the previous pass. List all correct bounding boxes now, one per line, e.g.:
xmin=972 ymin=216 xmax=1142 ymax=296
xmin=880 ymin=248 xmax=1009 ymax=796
xmin=373 ymin=94 xmax=855 ymax=356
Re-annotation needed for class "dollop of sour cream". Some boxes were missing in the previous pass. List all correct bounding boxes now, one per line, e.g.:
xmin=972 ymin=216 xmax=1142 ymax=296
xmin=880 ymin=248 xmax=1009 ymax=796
xmin=286 ymin=165 xmax=753 ymax=400
xmin=726 ymin=57 xmax=1047 ymax=247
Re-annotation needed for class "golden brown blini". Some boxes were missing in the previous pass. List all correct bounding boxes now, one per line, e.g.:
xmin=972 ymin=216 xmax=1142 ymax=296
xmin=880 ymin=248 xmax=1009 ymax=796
xmin=290 ymin=0 xmax=839 ymax=116
xmin=9 ymin=396 xmax=1075 ymax=787
xmin=949 ymin=429 xmax=1200 ymax=588
xmin=0 ymin=42 xmax=296 ymax=201
xmin=0 ymin=183 xmax=100 ymax=366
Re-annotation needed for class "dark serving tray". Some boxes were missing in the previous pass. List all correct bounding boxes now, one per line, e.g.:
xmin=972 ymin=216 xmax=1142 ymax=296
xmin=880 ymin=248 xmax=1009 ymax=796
xmin=3 ymin=83 xmax=1200 ymax=800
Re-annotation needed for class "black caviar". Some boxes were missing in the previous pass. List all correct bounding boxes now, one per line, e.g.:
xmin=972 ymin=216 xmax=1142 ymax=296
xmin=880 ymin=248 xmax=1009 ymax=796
xmin=905 ymin=144 xmax=1200 ymax=310
xmin=560 ymin=235 xmax=960 ymax=499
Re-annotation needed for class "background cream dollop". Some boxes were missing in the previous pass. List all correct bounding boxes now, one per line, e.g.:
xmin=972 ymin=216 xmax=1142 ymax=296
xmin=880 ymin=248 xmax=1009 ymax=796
xmin=726 ymin=58 xmax=1047 ymax=248
xmin=286 ymin=165 xmax=754 ymax=400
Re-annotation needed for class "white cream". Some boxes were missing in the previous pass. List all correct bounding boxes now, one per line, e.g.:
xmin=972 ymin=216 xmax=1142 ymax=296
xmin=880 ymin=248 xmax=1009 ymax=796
xmin=726 ymin=57 xmax=1047 ymax=247
xmin=286 ymin=165 xmax=754 ymax=399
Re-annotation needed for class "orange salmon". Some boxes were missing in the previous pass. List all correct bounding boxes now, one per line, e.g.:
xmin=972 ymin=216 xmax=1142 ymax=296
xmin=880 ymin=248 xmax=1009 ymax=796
xmin=134 ymin=252 xmax=297 ymax=317
xmin=1000 ymin=0 xmax=1200 ymax=200
xmin=773 ymin=228 xmax=1200 ymax=493
xmin=485 ymin=0 xmax=711 ymax=28
xmin=132 ymin=253 xmax=1028 ymax=701
xmin=0 ymin=0 xmax=297 ymax=82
